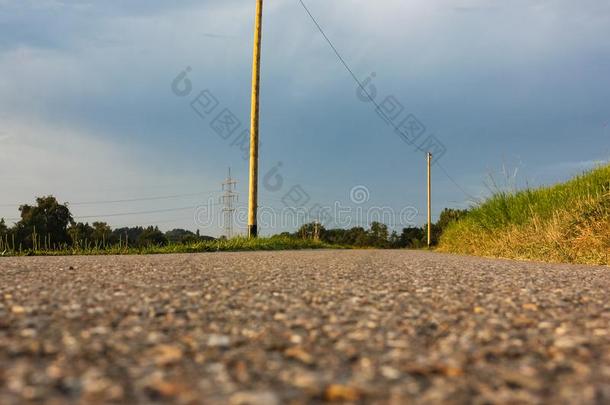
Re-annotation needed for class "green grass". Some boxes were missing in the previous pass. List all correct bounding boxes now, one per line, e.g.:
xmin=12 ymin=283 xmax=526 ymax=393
xmin=467 ymin=164 xmax=610 ymax=230
xmin=439 ymin=164 xmax=610 ymax=265
xmin=0 ymin=236 xmax=342 ymax=257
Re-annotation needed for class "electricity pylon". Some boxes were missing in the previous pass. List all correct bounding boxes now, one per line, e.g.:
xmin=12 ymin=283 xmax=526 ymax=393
xmin=221 ymin=168 xmax=238 ymax=239
xmin=248 ymin=0 xmax=263 ymax=238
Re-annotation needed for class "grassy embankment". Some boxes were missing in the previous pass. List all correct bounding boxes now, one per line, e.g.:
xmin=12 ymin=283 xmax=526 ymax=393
xmin=438 ymin=164 xmax=610 ymax=265
xmin=0 ymin=236 xmax=337 ymax=257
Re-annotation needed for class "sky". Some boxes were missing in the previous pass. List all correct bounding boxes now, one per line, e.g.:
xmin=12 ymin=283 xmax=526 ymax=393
xmin=0 ymin=0 xmax=609 ymax=236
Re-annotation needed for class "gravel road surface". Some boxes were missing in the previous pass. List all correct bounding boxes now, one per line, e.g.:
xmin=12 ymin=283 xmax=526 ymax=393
xmin=1 ymin=250 xmax=609 ymax=404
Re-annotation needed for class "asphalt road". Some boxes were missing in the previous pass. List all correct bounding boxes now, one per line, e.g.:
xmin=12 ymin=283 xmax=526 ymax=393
xmin=0 ymin=250 xmax=609 ymax=404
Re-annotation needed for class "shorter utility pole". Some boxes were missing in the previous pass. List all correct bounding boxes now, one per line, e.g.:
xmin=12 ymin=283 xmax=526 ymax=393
xmin=221 ymin=168 xmax=238 ymax=239
xmin=427 ymin=152 xmax=432 ymax=248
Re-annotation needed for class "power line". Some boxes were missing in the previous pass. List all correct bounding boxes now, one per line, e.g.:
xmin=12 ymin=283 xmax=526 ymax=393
xmin=72 ymin=205 xmax=200 ymax=220
xmin=74 ymin=200 xmax=246 ymax=220
xmin=69 ymin=190 xmax=221 ymax=206
xmin=0 ymin=190 xmax=222 ymax=208
xmin=296 ymin=0 xmax=475 ymax=202
xmin=111 ymin=216 xmax=203 ymax=228
xmin=297 ymin=0 xmax=381 ymax=110
xmin=436 ymin=162 xmax=479 ymax=202
xmin=1 ymin=201 xmax=245 ymax=223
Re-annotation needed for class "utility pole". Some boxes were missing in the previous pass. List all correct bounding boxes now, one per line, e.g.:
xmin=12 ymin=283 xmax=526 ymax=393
xmin=248 ymin=0 xmax=264 ymax=238
xmin=427 ymin=152 xmax=432 ymax=248
xmin=222 ymin=168 xmax=238 ymax=239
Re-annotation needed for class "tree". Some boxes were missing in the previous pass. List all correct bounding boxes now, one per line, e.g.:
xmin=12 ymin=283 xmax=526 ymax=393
xmin=436 ymin=208 xmax=469 ymax=230
xmin=389 ymin=230 xmax=400 ymax=248
xmin=165 ymin=229 xmax=198 ymax=244
xmin=68 ymin=222 xmax=94 ymax=246
xmin=0 ymin=218 xmax=7 ymax=237
xmin=14 ymin=196 xmax=73 ymax=249
xmin=112 ymin=227 xmax=144 ymax=247
xmin=92 ymin=222 xmax=112 ymax=245
xmin=369 ymin=222 xmax=390 ymax=248
xmin=400 ymin=227 xmax=425 ymax=248
xmin=351 ymin=227 xmax=370 ymax=247
xmin=138 ymin=226 xmax=168 ymax=247
xmin=166 ymin=228 xmax=191 ymax=244
xmin=321 ymin=227 xmax=368 ymax=246
xmin=296 ymin=222 xmax=326 ymax=240
xmin=165 ymin=229 xmax=214 ymax=244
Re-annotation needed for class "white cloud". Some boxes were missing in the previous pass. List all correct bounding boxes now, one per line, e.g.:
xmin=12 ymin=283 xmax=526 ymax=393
xmin=0 ymin=119 xmax=213 ymax=228
xmin=0 ymin=119 xmax=149 ymax=196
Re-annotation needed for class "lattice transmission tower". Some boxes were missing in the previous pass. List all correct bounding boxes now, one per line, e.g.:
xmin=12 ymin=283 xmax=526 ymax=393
xmin=221 ymin=168 xmax=238 ymax=239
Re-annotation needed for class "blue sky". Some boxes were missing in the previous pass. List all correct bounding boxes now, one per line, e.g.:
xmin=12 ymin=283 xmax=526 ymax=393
xmin=0 ymin=0 xmax=609 ymax=236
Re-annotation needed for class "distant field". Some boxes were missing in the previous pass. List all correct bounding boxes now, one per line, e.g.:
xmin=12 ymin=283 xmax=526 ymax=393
xmin=439 ymin=164 xmax=610 ymax=265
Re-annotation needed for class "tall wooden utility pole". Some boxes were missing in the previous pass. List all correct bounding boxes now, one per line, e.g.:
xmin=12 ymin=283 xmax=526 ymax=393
xmin=248 ymin=0 xmax=264 ymax=238
xmin=427 ymin=152 xmax=432 ymax=248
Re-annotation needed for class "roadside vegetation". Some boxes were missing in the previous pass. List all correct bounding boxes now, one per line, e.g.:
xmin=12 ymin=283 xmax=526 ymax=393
xmin=289 ymin=209 xmax=466 ymax=249
xmin=438 ymin=164 xmax=610 ymax=265
xmin=0 ymin=197 xmax=338 ymax=256
xmin=0 ymin=195 xmax=461 ymax=257
xmin=2 ymin=236 xmax=333 ymax=257
xmin=5 ymin=164 xmax=607 ymax=264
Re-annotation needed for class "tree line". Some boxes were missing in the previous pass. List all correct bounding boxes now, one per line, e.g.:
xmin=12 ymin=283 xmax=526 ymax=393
xmin=288 ymin=208 xmax=469 ymax=248
xmin=0 ymin=196 xmax=213 ymax=252
xmin=0 ymin=195 xmax=468 ymax=252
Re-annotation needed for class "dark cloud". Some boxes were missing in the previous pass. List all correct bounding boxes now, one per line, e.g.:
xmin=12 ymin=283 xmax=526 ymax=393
xmin=0 ymin=0 xmax=608 ymax=222
xmin=0 ymin=0 xmax=241 ymax=51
